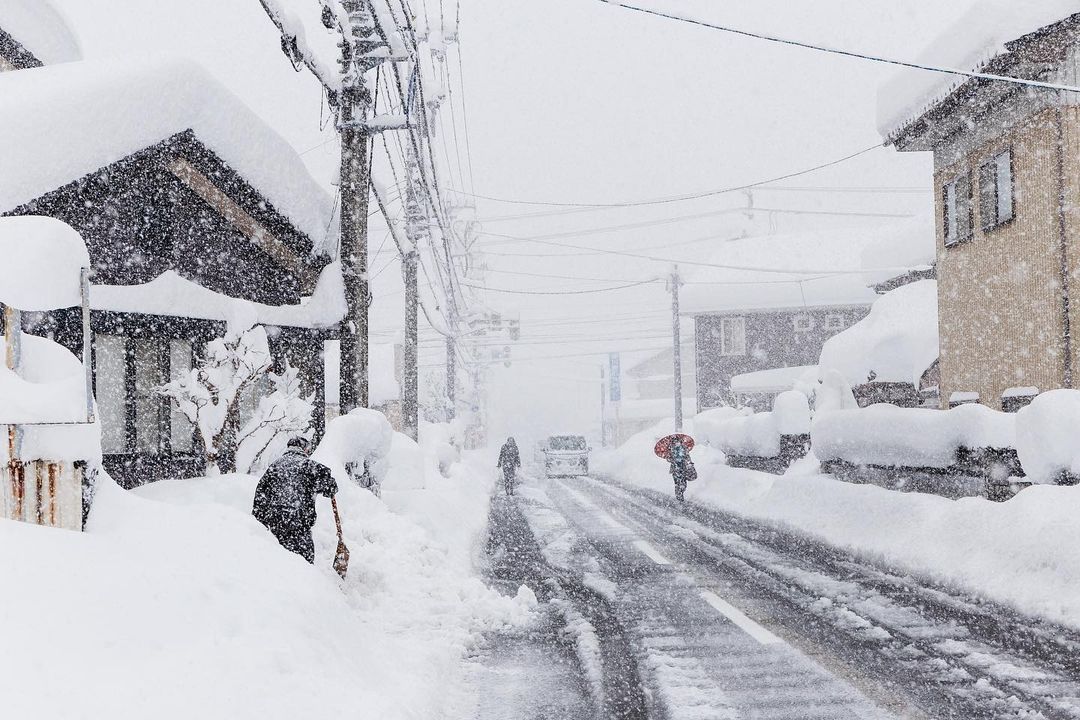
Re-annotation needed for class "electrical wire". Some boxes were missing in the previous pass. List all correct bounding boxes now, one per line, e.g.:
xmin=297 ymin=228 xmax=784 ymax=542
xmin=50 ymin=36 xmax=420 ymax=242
xmin=592 ymin=0 xmax=1080 ymax=97
xmin=462 ymin=279 xmax=659 ymax=295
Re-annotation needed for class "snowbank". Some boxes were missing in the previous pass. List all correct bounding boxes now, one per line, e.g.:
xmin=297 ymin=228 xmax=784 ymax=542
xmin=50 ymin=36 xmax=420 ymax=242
xmin=705 ymin=391 xmax=810 ymax=459
xmin=620 ymin=462 xmax=1080 ymax=631
xmin=312 ymin=408 xmax=394 ymax=488
xmin=1016 ymin=390 xmax=1080 ymax=484
xmin=0 ymin=450 xmax=533 ymax=719
xmin=0 ymin=59 xmax=335 ymax=251
xmin=819 ymin=280 xmax=939 ymax=388
xmin=812 ymin=403 xmax=1015 ymax=469
xmin=0 ymin=0 xmax=82 ymax=65
xmin=593 ymin=415 xmax=726 ymax=487
xmin=878 ymin=1 xmax=1080 ymax=138
xmin=0 ymin=216 xmax=89 ymax=311
xmin=93 ymin=264 xmax=346 ymax=329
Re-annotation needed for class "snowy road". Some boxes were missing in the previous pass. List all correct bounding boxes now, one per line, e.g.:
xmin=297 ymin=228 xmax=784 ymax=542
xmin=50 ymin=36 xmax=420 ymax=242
xmin=504 ymin=473 xmax=1080 ymax=720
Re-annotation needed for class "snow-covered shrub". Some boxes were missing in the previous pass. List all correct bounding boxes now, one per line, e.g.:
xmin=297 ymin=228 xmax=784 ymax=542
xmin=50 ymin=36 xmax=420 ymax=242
xmin=234 ymin=361 xmax=315 ymax=475
xmin=708 ymin=391 xmax=809 ymax=459
xmin=812 ymin=403 xmax=1016 ymax=469
xmin=159 ymin=321 xmax=271 ymax=474
xmin=1016 ymin=390 xmax=1080 ymax=484
xmin=420 ymin=418 xmax=465 ymax=477
xmin=814 ymin=369 xmax=859 ymax=413
xmin=312 ymin=408 xmax=394 ymax=494
xmin=773 ymin=390 xmax=811 ymax=436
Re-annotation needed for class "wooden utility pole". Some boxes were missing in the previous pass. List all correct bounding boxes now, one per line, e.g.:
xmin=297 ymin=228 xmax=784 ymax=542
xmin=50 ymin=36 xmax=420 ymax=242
xmin=401 ymin=143 xmax=424 ymax=440
xmin=669 ymin=266 xmax=684 ymax=431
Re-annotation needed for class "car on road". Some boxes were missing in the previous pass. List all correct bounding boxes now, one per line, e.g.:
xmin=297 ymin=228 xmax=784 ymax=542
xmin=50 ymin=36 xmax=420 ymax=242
xmin=542 ymin=434 xmax=590 ymax=478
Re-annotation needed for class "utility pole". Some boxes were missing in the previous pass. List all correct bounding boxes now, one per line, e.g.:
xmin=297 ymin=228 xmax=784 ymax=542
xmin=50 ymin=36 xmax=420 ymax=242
xmin=669 ymin=266 xmax=684 ymax=431
xmin=400 ymin=135 xmax=425 ymax=439
xmin=446 ymin=336 xmax=456 ymax=420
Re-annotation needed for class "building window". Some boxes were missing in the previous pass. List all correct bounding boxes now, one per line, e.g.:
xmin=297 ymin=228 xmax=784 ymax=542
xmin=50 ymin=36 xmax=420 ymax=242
xmin=824 ymin=313 xmax=845 ymax=331
xmin=979 ymin=149 xmax=1014 ymax=231
xmin=793 ymin=314 xmax=814 ymax=332
xmin=169 ymin=339 xmax=194 ymax=453
xmin=719 ymin=317 xmax=746 ymax=356
xmin=134 ymin=339 xmax=164 ymax=455
xmin=943 ymin=173 xmax=973 ymax=247
xmin=95 ymin=334 xmax=127 ymax=454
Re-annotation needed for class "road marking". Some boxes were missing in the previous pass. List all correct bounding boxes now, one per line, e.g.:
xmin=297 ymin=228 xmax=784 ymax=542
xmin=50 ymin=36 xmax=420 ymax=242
xmin=700 ymin=590 xmax=784 ymax=645
xmin=633 ymin=539 xmax=672 ymax=565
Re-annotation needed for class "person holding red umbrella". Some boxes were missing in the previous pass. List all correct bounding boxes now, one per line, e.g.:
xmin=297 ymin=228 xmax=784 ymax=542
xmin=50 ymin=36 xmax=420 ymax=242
xmin=654 ymin=433 xmax=697 ymax=502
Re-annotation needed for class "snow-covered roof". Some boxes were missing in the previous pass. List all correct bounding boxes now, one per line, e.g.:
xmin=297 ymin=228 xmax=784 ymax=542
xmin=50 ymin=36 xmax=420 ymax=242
xmin=730 ymin=365 xmax=818 ymax=396
xmin=0 ymin=0 xmax=81 ymax=65
xmin=878 ymin=1 xmax=1080 ymax=139
xmin=92 ymin=264 xmax=347 ymax=330
xmin=818 ymin=279 xmax=939 ymax=388
xmin=0 ymin=216 xmax=88 ymax=311
xmin=0 ymin=59 xmax=336 ymax=253
xmin=680 ymin=226 xmax=896 ymax=315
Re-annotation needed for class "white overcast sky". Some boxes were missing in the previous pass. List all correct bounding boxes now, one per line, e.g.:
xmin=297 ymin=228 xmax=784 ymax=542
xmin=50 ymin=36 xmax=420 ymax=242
xmin=55 ymin=0 xmax=977 ymax=444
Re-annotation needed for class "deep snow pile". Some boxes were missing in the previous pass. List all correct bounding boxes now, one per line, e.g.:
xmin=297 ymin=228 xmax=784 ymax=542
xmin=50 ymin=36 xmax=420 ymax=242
xmin=705 ymin=391 xmax=811 ymax=459
xmin=607 ymin=428 xmax=1080 ymax=631
xmin=0 ymin=445 xmax=532 ymax=718
xmin=812 ymin=403 xmax=1015 ymax=469
xmin=818 ymin=279 xmax=939 ymax=388
xmin=1016 ymin=390 xmax=1080 ymax=484
xmin=593 ymin=415 xmax=726 ymax=488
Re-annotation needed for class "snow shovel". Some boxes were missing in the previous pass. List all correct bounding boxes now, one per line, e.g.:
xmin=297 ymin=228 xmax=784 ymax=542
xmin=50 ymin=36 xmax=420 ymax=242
xmin=331 ymin=497 xmax=349 ymax=580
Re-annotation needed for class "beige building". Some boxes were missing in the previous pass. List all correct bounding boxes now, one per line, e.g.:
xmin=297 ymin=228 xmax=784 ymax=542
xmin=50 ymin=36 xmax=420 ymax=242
xmin=884 ymin=11 xmax=1080 ymax=410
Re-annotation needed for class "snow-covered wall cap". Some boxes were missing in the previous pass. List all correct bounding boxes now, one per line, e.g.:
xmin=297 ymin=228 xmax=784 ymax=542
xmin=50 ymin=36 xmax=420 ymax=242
xmin=0 ymin=0 xmax=82 ymax=65
xmin=0 ymin=216 xmax=88 ymax=311
xmin=818 ymin=279 xmax=939 ymax=388
xmin=878 ymin=1 xmax=1080 ymax=140
xmin=0 ymin=58 xmax=336 ymax=254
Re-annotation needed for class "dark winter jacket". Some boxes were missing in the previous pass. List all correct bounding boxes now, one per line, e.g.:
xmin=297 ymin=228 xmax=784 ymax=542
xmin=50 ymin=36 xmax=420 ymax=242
xmin=497 ymin=441 xmax=521 ymax=470
xmin=669 ymin=443 xmax=692 ymax=481
xmin=252 ymin=448 xmax=338 ymax=531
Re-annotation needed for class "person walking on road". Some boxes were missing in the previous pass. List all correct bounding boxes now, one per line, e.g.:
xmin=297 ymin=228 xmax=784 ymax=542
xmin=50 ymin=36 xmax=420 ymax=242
xmin=252 ymin=436 xmax=338 ymax=563
xmin=668 ymin=437 xmax=695 ymax=502
xmin=497 ymin=437 xmax=521 ymax=496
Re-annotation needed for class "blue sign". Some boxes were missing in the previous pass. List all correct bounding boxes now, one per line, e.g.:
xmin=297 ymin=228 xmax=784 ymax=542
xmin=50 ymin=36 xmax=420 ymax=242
xmin=609 ymin=353 xmax=621 ymax=402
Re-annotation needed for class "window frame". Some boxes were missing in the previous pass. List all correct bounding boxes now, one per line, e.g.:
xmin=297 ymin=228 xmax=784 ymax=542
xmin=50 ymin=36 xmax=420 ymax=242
xmin=979 ymin=148 xmax=1015 ymax=232
xmin=719 ymin=316 xmax=747 ymax=357
xmin=943 ymin=172 xmax=974 ymax=248
xmin=823 ymin=313 xmax=845 ymax=331
xmin=793 ymin=314 xmax=814 ymax=333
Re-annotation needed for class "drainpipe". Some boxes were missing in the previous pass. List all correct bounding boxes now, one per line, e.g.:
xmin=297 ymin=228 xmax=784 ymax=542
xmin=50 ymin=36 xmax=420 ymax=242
xmin=1056 ymin=106 xmax=1073 ymax=388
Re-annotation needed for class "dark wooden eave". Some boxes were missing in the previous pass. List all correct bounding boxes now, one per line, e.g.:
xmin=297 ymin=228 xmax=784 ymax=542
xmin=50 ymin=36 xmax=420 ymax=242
xmin=0 ymin=26 xmax=44 ymax=70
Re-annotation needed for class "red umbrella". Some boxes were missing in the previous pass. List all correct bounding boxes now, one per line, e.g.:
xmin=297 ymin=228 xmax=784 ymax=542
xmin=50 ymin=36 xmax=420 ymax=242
xmin=654 ymin=433 xmax=695 ymax=460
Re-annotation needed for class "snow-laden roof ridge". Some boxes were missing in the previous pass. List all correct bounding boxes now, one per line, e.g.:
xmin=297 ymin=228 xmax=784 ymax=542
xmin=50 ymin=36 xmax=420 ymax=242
xmin=0 ymin=58 xmax=336 ymax=254
xmin=879 ymin=1 xmax=1080 ymax=140
xmin=0 ymin=0 xmax=82 ymax=65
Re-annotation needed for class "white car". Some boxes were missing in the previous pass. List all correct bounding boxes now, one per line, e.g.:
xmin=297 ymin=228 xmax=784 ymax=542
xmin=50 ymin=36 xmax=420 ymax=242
xmin=543 ymin=435 xmax=590 ymax=478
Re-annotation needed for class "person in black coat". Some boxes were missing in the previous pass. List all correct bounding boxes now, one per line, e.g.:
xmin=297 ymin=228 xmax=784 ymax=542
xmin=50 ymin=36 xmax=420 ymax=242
xmin=252 ymin=436 xmax=338 ymax=563
xmin=669 ymin=438 xmax=693 ymax=502
xmin=497 ymin=437 xmax=521 ymax=496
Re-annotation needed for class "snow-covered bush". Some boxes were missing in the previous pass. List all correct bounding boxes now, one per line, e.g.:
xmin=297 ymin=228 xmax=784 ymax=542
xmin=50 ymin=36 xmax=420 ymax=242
xmin=420 ymin=418 xmax=465 ymax=477
xmin=1016 ymin=390 xmax=1080 ymax=484
xmin=312 ymin=408 xmax=394 ymax=494
xmin=814 ymin=369 xmax=859 ymax=413
xmin=234 ymin=361 xmax=315 ymax=475
xmin=159 ymin=321 xmax=271 ymax=474
xmin=812 ymin=403 xmax=1015 ymax=469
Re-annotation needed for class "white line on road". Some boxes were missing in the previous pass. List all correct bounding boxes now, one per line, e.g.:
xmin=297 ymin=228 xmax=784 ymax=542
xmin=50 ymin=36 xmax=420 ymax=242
xmin=633 ymin=539 xmax=671 ymax=565
xmin=700 ymin=590 xmax=784 ymax=646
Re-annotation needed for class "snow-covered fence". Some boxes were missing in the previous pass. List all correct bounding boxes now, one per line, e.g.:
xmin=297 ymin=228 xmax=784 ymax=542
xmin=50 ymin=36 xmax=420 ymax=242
xmin=812 ymin=403 xmax=1023 ymax=500
xmin=312 ymin=408 xmax=393 ymax=496
xmin=704 ymin=391 xmax=811 ymax=473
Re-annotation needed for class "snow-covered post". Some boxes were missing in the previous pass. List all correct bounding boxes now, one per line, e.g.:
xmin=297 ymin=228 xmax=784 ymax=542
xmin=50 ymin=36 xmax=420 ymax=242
xmin=159 ymin=317 xmax=272 ymax=475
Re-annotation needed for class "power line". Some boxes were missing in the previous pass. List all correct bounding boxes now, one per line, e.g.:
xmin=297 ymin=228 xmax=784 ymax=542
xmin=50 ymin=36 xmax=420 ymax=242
xmin=451 ymin=143 xmax=884 ymax=208
xmin=592 ymin=0 xmax=1080 ymax=96
xmin=463 ymin=279 xmax=660 ymax=295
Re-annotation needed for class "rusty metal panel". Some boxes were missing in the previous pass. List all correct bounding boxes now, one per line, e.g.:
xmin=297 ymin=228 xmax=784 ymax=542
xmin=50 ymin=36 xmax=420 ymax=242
xmin=2 ymin=460 xmax=82 ymax=531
